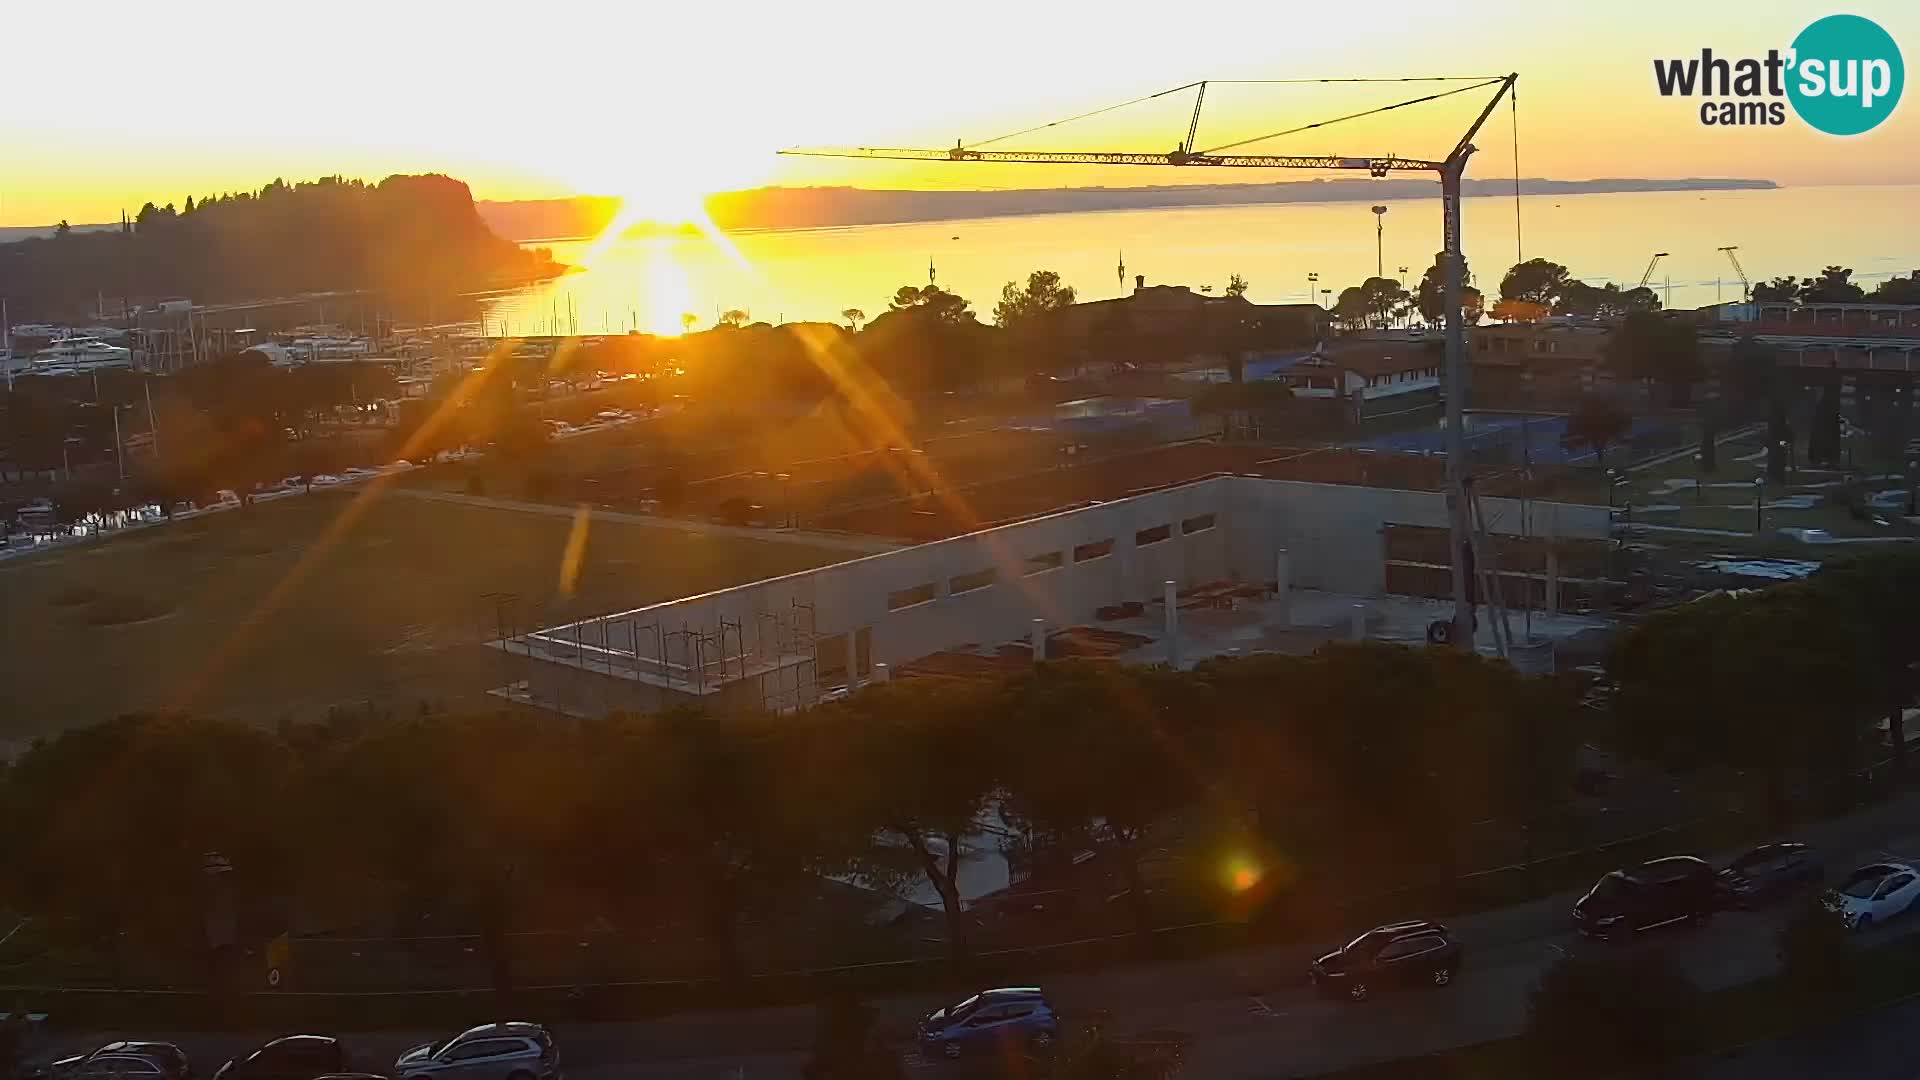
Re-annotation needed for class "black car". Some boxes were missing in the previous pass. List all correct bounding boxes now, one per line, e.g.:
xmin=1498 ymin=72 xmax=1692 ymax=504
xmin=1718 ymin=842 xmax=1824 ymax=908
xmin=44 ymin=1037 xmax=189 ymax=1076
xmin=212 ymin=1038 xmax=347 ymax=1080
xmin=44 ymin=1045 xmax=191 ymax=1080
xmin=1573 ymin=856 xmax=1718 ymax=938
xmin=1310 ymin=920 xmax=1461 ymax=1001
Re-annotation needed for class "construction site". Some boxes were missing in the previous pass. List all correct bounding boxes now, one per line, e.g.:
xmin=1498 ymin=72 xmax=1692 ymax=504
xmin=488 ymin=470 xmax=1617 ymax=716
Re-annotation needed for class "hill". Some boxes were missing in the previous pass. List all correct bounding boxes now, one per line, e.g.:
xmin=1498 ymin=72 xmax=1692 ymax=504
xmin=477 ymin=176 xmax=1779 ymax=240
xmin=1 ymin=174 xmax=563 ymax=321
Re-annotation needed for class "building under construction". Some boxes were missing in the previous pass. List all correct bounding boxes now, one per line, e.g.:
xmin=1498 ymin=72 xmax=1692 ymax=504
xmin=489 ymin=474 xmax=1615 ymax=717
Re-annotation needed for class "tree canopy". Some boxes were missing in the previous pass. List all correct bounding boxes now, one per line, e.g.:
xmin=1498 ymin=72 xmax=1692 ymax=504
xmin=0 ymin=174 xmax=559 ymax=321
xmin=993 ymin=270 xmax=1077 ymax=328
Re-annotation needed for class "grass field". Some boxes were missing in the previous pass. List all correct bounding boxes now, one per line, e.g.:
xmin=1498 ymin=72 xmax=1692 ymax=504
xmin=0 ymin=491 xmax=851 ymax=743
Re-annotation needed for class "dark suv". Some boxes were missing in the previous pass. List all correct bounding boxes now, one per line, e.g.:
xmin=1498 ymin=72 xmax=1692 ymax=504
xmin=917 ymin=987 xmax=1060 ymax=1059
xmin=1718 ymin=842 xmax=1824 ymax=908
xmin=212 ymin=1038 xmax=347 ymax=1080
xmin=1310 ymin=920 xmax=1462 ymax=1001
xmin=1573 ymin=856 xmax=1718 ymax=938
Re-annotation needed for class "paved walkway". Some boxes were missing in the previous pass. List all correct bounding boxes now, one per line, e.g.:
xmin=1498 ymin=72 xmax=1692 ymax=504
xmin=30 ymin=789 xmax=1920 ymax=1079
xmin=396 ymin=488 xmax=900 ymax=555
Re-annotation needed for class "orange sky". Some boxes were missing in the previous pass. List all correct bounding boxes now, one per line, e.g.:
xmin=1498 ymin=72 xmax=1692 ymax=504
xmin=2 ymin=0 xmax=1914 ymax=227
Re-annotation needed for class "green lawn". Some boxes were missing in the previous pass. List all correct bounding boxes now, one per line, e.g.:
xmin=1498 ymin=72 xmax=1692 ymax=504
xmin=0 ymin=491 xmax=849 ymax=743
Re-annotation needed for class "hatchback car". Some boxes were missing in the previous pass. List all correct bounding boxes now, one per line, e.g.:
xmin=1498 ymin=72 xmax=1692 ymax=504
xmin=394 ymin=1023 xmax=559 ymax=1080
xmin=1823 ymin=862 xmax=1920 ymax=930
xmin=917 ymin=987 xmax=1060 ymax=1059
xmin=1310 ymin=920 xmax=1462 ymax=1002
xmin=46 ymin=1043 xmax=190 ymax=1080
xmin=1718 ymin=842 xmax=1824 ymax=908
xmin=1572 ymin=856 xmax=1718 ymax=939
xmin=212 ymin=1037 xmax=347 ymax=1080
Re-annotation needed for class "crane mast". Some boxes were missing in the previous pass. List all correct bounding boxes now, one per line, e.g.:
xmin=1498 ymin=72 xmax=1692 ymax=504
xmin=782 ymin=74 xmax=1520 ymax=652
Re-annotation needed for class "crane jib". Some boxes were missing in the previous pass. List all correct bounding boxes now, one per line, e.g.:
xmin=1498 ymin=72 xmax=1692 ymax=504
xmin=783 ymin=147 xmax=1445 ymax=173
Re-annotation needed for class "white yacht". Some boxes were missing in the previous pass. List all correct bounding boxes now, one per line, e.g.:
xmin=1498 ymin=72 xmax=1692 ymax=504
xmin=30 ymin=336 xmax=135 ymax=375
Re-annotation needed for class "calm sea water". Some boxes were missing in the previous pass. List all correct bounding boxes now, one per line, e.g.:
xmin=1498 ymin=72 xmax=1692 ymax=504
xmin=486 ymin=185 xmax=1920 ymax=336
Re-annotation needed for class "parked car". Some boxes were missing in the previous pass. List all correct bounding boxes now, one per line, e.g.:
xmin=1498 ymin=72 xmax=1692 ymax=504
xmin=918 ymin=987 xmax=1060 ymax=1059
xmin=1824 ymin=862 xmax=1920 ymax=930
xmin=393 ymin=1023 xmax=559 ymax=1080
xmin=44 ymin=1044 xmax=190 ymax=1080
xmin=1572 ymin=856 xmax=1718 ymax=938
xmin=212 ymin=1037 xmax=348 ymax=1080
xmin=1718 ymin=842 xmax=1825 ymax=908
xmin=1310 ymin=920 xmax=1462 ymax=1001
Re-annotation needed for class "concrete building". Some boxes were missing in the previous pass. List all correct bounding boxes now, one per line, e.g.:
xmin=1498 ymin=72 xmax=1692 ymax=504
xmin=1472 ymin=320 xmax=1616 ymax=405
xmin=493 ymin=475 xmax=1612 ymax=718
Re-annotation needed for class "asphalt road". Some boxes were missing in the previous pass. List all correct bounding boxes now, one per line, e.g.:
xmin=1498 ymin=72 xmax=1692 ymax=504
xmin=1672 ymin=991 xmax=1920 ymax=1080
xmin=29 ymin=791 xmax=1920 ymax=1080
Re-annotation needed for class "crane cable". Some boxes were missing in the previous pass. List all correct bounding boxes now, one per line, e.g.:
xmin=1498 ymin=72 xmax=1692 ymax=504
xmin=963 ymin=76 xmax=1508 ymax=153
xmin=962 ymin=82 xmax=1203 ymax=150
xmin=1197 ymin=77 xmax=1504 ymax=156
xmin=1511 ymin=80 xmax=1523 ymax=265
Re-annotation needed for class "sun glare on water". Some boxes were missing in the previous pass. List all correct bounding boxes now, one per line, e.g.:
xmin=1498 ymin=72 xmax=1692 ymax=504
xmin=562 ymin=161 xmax=757 ymax=336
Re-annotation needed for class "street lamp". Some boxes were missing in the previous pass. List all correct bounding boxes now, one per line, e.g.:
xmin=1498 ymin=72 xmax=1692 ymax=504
xmin=1753 ymin=474 xmax=1766 ymax=535
xmin=1320 ymin=289 xmax=1333 ymax=311
xmin=1307 ymin=271 xmax=1319 ymax=306
xmin=1371 ymin=205 xmax=1388 ymax=279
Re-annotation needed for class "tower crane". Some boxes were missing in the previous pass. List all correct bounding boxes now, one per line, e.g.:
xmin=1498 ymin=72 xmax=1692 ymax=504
xmin=783 ymin=74 xmax=1520 ymax=651
xmin=1718 ymin=245 xmax=1750 ymax=302
xmin=1638 ymin=252 xmax=1670 ymax=290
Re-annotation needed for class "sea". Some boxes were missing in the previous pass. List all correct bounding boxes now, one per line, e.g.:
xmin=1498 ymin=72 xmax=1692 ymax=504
xmin=484 ymin=184 xmax=1920 ymax=336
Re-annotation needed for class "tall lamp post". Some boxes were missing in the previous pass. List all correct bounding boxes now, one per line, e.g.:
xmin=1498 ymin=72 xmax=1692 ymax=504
xmin=1371 ymin=205 xmax=1388 ymax=279
xmin=1307 ymin=271 xmax=1319 ymax=307
xmin=1753 ymin=474 xmax=1766 ymax=535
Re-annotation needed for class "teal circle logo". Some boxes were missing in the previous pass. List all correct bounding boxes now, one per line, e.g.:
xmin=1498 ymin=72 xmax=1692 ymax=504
xmin=1787 ymin=14 xmax=1903 ymax=135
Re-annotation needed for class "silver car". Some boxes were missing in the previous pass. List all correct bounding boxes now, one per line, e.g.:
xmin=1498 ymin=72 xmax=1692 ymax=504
xmin=393 ymin=1024 xmax=558 ymax=1080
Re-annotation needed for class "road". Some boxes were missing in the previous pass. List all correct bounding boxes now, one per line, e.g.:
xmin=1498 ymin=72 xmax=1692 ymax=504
xmin=1680 ymin=991 xmax=1920 ymax=1080
xmin=29 ymin=791 xmax=1920 ymax=1080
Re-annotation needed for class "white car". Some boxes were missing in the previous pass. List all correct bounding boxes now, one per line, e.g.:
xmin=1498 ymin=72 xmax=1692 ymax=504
xmin=1824 ymin=862 xmax=1920 ymax=930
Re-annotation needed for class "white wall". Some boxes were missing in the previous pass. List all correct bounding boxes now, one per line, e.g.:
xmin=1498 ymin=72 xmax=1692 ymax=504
xmin=516 ymin=477 xmax=1610 ymax=704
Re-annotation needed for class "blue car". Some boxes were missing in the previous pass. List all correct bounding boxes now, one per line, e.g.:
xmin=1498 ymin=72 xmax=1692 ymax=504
xmin=918 ymin=987 xmax=1060 ymax=1059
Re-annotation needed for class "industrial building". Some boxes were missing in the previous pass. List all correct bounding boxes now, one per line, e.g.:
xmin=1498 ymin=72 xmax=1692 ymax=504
xmin=490 ymin=475 xmax=1613 ymax=718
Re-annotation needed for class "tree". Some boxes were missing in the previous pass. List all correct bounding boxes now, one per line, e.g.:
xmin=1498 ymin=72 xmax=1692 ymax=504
xmin=680 ymin=312 xmax=698 ymax=334
xmin=1871 ymin=274 xmax=1920 ymax=305
xmin=829 ymin=679 xmax=1001 ymax=972
xmin=1609 ymin=582 xmax=1874 ymax=821
xmin=841 ymin=308 xmax=865 ymax=331
xmin=887 ymin=284 xmax=974 ymax=324
xmin=993 ymin=269 xmax=1077 ymax=328
xmin=1556 ymin=281 xmax=1659 ymax=318
xmin=571 ymin=711 xmax=818 ymax=988
xmin=1000 ymin=663 xmax=1197 ymax=942
xmin=1335 ymin=277 xmax=1412 ymax=329
xmin=1526 ymin=947 xmax=1703 ymax=1076
xmin=0 ymin=716 xmax=295 ymax=988
xmin=1808 ymin=373 xmax=1842 ymax=466
xmin=1752 ymin=276 xmax=1800 ymax=303
xmin=1224 ymin=273 xmax=1250 ymax=299
xmin=1500 ymin=258 xmax=1576 ymax=309
xmin=1801 ymin=265 xmax=1866 ymax=303
xmin=1564 ymin=396 xmax=1631 ymax=469
xmin=1489 ymin=298 xmax=1548 ymax=323
xmin=1416 ymin=252 xmax=1482 ymax=327
xmin=718 ymin=309 xmax=749 ymax=328
xmin=1729 ymin=333 xmax=1780 ymax=406
xmin=55 ymin=219 xmax=72 ymax=237
xmin=1606 ymin=311 xmax=1702 ymax=406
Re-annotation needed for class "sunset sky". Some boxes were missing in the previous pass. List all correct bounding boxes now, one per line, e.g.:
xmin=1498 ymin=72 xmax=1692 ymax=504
xmin=4 ymin=0 xmax=1915 ymax=227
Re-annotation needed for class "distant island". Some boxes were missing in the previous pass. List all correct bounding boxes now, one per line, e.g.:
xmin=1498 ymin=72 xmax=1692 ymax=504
xmin=1 ymin=174 xmax=563 ymax=322
xmin=478 ymin=177 xmax=1780 ymax=241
